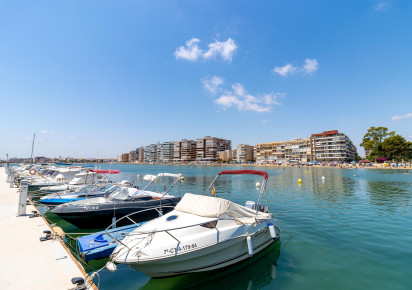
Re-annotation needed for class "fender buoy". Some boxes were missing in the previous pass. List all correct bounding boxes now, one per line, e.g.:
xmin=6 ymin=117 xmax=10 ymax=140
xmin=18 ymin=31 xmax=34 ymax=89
xmin=29 ymin=169 xmax=36 ymax=175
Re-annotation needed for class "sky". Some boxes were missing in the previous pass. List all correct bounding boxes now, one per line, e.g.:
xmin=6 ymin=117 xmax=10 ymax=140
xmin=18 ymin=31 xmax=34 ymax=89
xmin=1 ymin=0 xmax=412 ymax=159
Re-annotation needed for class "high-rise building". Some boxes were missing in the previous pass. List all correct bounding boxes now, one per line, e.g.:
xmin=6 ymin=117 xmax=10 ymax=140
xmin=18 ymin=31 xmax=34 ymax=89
xmin=138 ymin=147 xmax=144 ymax=162
xmin=236 ymin=144 xmax=254 ymax=163
xmin=196 ymin=136 xmax=231 ymax=162
xmin=144 ymin=144 xmax=158 ymax=162
xmin=129 ymin=150 xmax=137 ymax=163
xmin=157 ymin=141 xmax=174 ymax=162
xmin=174 ymin=139 xmax=197 ymax=162
xmin=310 ymin=130 xmax=357 ymax=162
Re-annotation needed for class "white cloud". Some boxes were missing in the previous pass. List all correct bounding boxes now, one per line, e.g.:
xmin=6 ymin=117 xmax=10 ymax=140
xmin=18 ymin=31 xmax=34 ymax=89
xmin=175 ymin=38 xmax=238 ymax=62
xmin=375 ymin=2 xmax=389 ymax=11
xmin=40 ymin=129 xmax=54 ymax=135
xmin=392 ymin=113 xmax=412 ymax=121
xmin=203 ymin=38 xmax=237 ymax=62
xmin=273 ymin=58 xmax=319 ymax=76
xmin=232 ymin=83 xmax=246 ymax=96
xmin=23 ymin=137 xmax=31 ymax=141
xmin=261 ymin=120 xmax=270 ymax=125
xmin=273 ymin=63 xmax=297 ymax=77
xmin=202 ymin=76 xmax=224 ymax=93
xmin=213 ymin=83 xmax=283 ymax=113
xmin=303 ymin=58 xmax=319 ymax=74
xmin=174 ymin=38 xmax=203 ymax=61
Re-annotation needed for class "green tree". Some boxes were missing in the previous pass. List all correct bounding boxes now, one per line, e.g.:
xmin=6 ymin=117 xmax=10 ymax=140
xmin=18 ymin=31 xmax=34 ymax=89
xmin=361 ymin=126 xmax=395 ymax=159
xmin=381 ymin=135 xmax=411 ymax=161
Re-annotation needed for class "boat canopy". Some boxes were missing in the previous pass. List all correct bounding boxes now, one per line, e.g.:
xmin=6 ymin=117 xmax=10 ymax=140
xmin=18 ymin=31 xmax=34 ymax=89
xmin=218 ymin=170 xmax=268 ymax=180
xmin=156 ymin=173 xmax=182 ymax=179
xmin=90 ymin=169 xmax=120 ymax=174
xmin=175 ymin=193 xmax=270 ymax=224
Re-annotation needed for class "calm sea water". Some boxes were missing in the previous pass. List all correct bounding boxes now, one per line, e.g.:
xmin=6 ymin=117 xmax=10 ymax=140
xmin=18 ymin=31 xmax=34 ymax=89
xmin=47 ymin=164 xmax=412 ymax=289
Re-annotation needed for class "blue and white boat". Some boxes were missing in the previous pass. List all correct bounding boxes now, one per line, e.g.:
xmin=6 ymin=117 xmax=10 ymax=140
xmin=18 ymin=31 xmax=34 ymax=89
xmin=76 ymin=222 xmax=145 ymax=262
xmin=40 ymin=184 xmax=119 ymax=206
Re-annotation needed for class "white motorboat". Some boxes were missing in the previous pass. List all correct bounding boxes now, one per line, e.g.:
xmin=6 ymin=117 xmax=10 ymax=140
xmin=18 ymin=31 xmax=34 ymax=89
xmin=26 ymin=167 xmax=83 ymax=189
xmin=39 ymin=171 xmax=100 ymax=193
xmin=51 ymin=173 xmax=184 ymax=228
xmin=110 ymin=170 xmax=280 ymax=278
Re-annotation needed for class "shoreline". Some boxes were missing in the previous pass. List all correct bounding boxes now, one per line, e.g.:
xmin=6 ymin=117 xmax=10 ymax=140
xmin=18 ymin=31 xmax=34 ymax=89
xmin=109 ymin=162 xmax=412 ymax=170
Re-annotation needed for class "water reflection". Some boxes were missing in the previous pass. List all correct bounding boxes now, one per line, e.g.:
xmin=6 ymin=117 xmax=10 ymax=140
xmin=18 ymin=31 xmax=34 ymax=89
xmin=140 ymin=240 xmax=281 ymax=290
xmin=366 ymin=180 xmax=411 ymax=210
xmin=268 ymin=167 xmax=359 ymax=204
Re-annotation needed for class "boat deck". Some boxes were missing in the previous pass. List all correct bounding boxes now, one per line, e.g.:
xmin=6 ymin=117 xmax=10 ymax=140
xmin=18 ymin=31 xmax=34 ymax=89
xmin=0 ymin=167 xmax=94 ymax=289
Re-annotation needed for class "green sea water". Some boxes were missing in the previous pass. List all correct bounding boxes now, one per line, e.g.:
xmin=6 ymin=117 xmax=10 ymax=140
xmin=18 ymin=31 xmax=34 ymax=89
xmin=41 ymin=164 xmax=412 ymax=289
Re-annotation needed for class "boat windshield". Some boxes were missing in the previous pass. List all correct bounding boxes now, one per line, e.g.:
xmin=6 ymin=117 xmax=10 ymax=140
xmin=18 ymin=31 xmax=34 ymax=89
xmin=80 ymin=186 xmax=92 ymax=192
xmin=101 ymin=185 xmax=118 ymax=194
xmin=107 ymin=188 xmax=130 ymax=200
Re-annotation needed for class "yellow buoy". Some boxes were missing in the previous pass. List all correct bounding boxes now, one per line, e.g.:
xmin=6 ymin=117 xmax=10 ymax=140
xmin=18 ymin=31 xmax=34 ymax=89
xmin=298 ymin=179 xmax=302 ymax=183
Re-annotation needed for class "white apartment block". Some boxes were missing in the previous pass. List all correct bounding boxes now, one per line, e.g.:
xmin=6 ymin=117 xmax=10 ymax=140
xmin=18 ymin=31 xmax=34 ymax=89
xmin=144 ymin=144 xmax=158 ymax=162
xmin=255 ymin=130 xmax=357 ymax=163
xmin=157 ymin=141 xmax=174 ymax=162
xmin=255 ymin=138 xmax=311 ymax=163
xmin=310 ymin=130 xmax=357 ymax=162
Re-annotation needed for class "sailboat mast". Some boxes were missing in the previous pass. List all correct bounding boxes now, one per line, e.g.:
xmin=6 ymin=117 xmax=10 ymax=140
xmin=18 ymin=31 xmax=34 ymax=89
xmin=30 ymin=133 xmax=35 ymax=164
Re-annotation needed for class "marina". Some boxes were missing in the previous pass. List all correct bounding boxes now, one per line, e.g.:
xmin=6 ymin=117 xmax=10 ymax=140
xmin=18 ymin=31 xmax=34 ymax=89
xmin=2 ymin=1 xmax=412 ymax=289
xmin=1 ymin=163 xmax=412 ymax=289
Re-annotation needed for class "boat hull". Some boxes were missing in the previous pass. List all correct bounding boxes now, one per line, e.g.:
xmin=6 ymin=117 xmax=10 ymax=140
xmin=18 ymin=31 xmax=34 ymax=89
xmin=126 ymin=228 xmax=278 ymax=278
xmin=51 ymin=197 xmax=181 ymax=228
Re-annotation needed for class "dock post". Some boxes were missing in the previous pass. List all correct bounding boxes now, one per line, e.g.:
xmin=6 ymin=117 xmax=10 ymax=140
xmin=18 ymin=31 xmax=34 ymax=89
xmin=18 ymin=181 xmax=28 ymax=216
xmin=10 ymin=172 xmax=15 ymax=188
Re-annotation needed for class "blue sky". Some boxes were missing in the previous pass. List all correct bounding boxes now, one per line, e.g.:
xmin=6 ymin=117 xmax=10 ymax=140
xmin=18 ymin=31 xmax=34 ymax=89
xmin=1 ymin=0 xmax=411 ymax=159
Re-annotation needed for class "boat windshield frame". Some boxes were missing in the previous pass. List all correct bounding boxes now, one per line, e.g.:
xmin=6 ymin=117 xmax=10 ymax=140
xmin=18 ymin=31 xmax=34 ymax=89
xmin=107 ymin=187 xmax=131 ymax=201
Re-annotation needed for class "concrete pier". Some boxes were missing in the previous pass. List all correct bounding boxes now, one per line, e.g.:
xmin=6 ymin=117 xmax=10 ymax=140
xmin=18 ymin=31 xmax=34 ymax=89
xmin=0 ymin=168 xmax=93 ymax=289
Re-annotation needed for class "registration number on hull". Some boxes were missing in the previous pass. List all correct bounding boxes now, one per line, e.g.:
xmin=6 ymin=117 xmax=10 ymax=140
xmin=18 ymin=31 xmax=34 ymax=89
xmin=84 ymin=205 xmax=99 ymax=210
xmin=163 ymin=243 xmax=197 ymax=255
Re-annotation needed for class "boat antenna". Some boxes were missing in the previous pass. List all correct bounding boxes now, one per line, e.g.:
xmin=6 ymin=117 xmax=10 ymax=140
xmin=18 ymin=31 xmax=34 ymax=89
xmin=30 ymin=133 xmax=36 ymax=164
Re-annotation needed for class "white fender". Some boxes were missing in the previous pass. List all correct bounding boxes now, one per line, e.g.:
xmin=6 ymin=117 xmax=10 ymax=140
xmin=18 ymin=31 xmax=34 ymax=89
xmin=106 ymin=262 xmax=117 ymax=272
xmin=247 ymin=236 xmax=253 ymax=257
xmin=112 ymin=216 xmax=117 ymax=228
xmin=268 ymin=223 xmax=277 ymax=239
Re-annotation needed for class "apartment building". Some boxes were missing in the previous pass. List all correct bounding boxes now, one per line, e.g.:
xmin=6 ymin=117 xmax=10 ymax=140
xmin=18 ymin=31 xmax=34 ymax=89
xmin=138 ymin=147 xmax=144 ymax=162
xmin=218 ymin=149 xmax=236 ymax=162
xmin=255 ymin=138 xmax=311 ymax=163
xmin=310 ymin=130 xmax=357 ymax=162
xmin=157 ymin=141 xmax=174 ymax=162
xmin=236 ymin=144 xmax=254 ymax=163
xmin=121 ymin=153 xmax=129 ymax=163
xmin=174 ymin=139 xmax=197 ymax=162
xmin=144 ymin=144 xmax=158 ymax=162
xmin=196 ymin=136 xmax=231 ymax=162
xmin=129 ymin=150 xmax=137 ymax=162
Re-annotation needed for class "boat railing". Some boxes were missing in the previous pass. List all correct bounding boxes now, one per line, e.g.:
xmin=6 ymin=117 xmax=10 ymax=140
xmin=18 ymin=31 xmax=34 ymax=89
xmin=105 ymin=206 xmax=248 ymax=250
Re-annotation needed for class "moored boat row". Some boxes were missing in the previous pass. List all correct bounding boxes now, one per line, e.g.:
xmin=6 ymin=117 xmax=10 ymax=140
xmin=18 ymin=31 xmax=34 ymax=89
xmin=8 ymin=163 xmax=282 ymax=283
